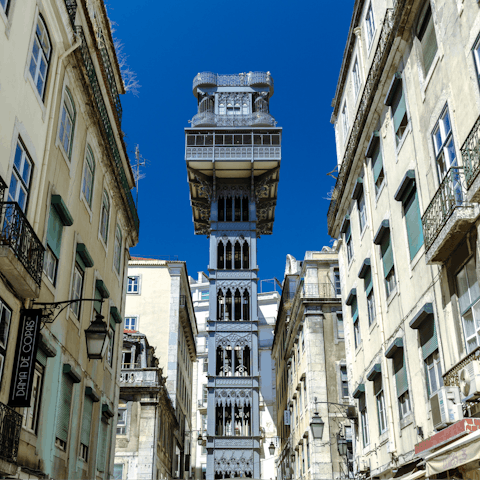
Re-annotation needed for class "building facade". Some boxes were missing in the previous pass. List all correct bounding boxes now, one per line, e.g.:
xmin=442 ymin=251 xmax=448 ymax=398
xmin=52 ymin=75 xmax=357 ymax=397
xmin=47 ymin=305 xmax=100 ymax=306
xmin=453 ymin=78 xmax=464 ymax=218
xmin=185 ymin=71 xmax=281 ymax=479
xmin=189 ymin=272 xmax=280 ymax=480
xmin=125 ymin=258 xmax=197 ymax=480
xmin=330 ymin=0 xmax=480 ymax=479
xmin=0 ymin=0 xmax=138 ymax=479
xmin=272 ymin=249 xmax=347 ymax=480
xmin=114 ymin=330 xmax=178 ymax=480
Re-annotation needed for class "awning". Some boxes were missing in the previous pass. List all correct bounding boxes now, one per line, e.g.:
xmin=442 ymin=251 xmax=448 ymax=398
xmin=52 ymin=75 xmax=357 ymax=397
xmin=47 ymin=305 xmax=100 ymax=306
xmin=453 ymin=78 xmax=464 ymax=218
xmin=397 ymin=470 xmax=425 ymax=480
xmin=426 ymin=429 xmax=480 ymax=476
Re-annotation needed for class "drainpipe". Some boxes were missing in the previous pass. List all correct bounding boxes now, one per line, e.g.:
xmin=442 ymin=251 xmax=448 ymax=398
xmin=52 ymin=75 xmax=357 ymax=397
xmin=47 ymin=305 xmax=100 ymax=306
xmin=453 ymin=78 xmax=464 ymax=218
xmin=34 ymin=33 xmax=81 ymax=229
xmin=362 ymin=157 xmax=398 ymax=457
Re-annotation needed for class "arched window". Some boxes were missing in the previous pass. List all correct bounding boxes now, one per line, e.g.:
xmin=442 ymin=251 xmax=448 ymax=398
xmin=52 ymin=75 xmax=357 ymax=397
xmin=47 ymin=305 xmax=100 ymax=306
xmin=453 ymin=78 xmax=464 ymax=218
xmin=82 ymin=145 xmax=95 ymax=207
xmin=225 ymin=241 xmax=232 ymax=269
xmin=59 ymin=87 xmax=76 ymax=159
xmin=243 ymin=290 xmax=250 ymax=321
xmin=217 ymin=291 xmax=224 ymax=320
xmin=199 ymin=96 xmax=213 ymax=113
xmin=243 ymin=242 xmax=250 ymax=269
xmin=114 ymin=225 xmax=122 ymax=273
xmin=234 ymin=242 xmax=241 ymax=270
xmin=100 ymin=190 xmax=110 ymax=243
xmin=217 ymin=241 xmax=225 ymax=269
xmin=29 ymin=15 xmax=52 ymax=99
xmin=255 ymin=96 xmax=269 ymax=113
xmin=225 ymin=289 xmax=232 ymax=320
xmin=234 ymin=289 xmax=241 ymax=321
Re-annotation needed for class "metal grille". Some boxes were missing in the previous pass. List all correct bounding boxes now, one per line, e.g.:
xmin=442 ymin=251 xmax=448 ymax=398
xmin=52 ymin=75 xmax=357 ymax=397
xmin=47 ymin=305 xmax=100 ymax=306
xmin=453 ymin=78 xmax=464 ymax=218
xmin=421 ymin=167 xmax=469 ymax=251
xmin=75 ymin=26 xmax=139 ymax=235
xmin=0 ymin=176 xmax=6 ymax=202
xmin=462 ymin=114 xmax=480 ymax=188
xmin=0 ymin=202 xmax=45 ymax=286
xmin=327 ymin=2 xmax=407 ymax=235
xmin=191 ymin=112 xmax=276 ymax=127
xmin=64 ymin=0 xmax=77 ymax=28
xmin=193 ymin=71 xmax=274 ymax=91
xmin=0 ymin=401 xmax=22 ymax=464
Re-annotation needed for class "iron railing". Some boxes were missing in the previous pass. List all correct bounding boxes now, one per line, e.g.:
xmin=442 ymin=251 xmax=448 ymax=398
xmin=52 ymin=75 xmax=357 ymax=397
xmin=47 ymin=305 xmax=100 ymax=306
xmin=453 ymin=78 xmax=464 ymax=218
xmin=193 ymin=71 xmax=274 ymax=92
xmin=98 ymin=30 xmax=123 ymax=122
xmin=327 ymin=3 xmax=405 ymax=234
xmin=461 ymin=115 xmax=480 ymax=189
xmin=191 ymin=112 xmax=276 ymax=128
xmin=0 ymin=401 xmax=22 ymax=464
xmin=64 ymin=0 xmax=77 ymax=28
xmin=0 ymin=176 xmax=6 ymax=202
xmin=75 ymin=26 xmax=139 ymax=235
xmin=301 ymin=281 xmax=336 ymax=299
xmin=443 ymin=346 xmax=480 ymax=387
xmin=421 ymin=167 xmax=469 ymax=251
xmin=119 ymin=368 xmax=158 ymax=385
xmin=0 ymin=202 xmax=44 ymax=287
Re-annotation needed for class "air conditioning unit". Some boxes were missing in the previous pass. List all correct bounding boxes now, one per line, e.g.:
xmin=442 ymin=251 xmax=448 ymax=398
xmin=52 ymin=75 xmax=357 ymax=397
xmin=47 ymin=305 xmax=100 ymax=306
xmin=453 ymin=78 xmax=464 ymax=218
xmin=430 ymin=386 xmax=462 ymax=430
xmin=459 ymin=361 xmax=480 ymax=401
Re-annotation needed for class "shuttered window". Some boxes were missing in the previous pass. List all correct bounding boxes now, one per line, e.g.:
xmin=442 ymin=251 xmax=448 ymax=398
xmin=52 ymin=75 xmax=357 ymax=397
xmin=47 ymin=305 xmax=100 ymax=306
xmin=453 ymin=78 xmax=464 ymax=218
xmin=419 ymin=317 xmax=438 ymax=360
xmin=81 ymin=395 xmax=93 ymax=448
xmin=94 ymin=288 xmax=102 ymax=314
xmin=402 ymin=184 xmax=424 ymax=260
xmin=390 ymin=81 xmax=408 ymax=144
xmin=393 ymin=350 xmax=408 ymax=397
xmin=55 ymin=374 xmax=73 ymax=446
xmin=380 ymin=232 xmax=394 ymax=278
xmin=418 ymin=5 xmax=438 ymax=75
xmin=47 ymin=206 xmax=63 ymax=259
xmin=97 ymin=419 xmax=108 ymax=472
xmin=371 ymin=143 xmax=384 ymax=194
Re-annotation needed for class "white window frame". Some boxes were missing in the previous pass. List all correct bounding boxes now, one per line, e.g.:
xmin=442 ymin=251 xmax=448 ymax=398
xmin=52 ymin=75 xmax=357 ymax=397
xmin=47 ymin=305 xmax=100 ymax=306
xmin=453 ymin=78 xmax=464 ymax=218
xmin=398 ymin=390 xmax=411 ymax=420
xmin=113 ymin=224 xmax=122 ymax=274
xmin=385 ymin=268 xmax=396 ymax=298
xmin=346 ymin=235 xmax=354 ymax=264
xmin=43 ymin=246 xmax=58 ymax=285
xmin=58 ymin=87 xmax=76 ymax=159
xmin=426 ymin=350 xmax=443 ymax=397
xmin=124 ymin=316 xmax=138 ymax=331
xmin=127 ymin=276 xmax=140 ymax=294
xmin=341 ymin=103 xmax=349 ymax=143
xmin=365 ymin=3 xmax=376 ymax=51
xmin=432 ymin=106 xmax=457 ymax=183
xmin=81 ymin=144 xmax=95 ymax=208
xmin=8 ymin=139 xmax=33 ymax=212
xmin=358 ymin=191 xmax=367 ymax=233
xmin=340 ymin=365 xmax=349 ymax=398
xmin=361 ymin=401 xmax=369 ymax=447
xmin=367 ymin=289 xmax=376 ymax=326
xmin=22 ymin=362 xmax=43 ymax=433
xmin=352 ymin=57 xmax=361 ymax=101
xmin=117 ymin=407 xmax=127 ymax=435
xmin=99 ymin=190 xmax=111 ymax=246
xmin=354 ymin=318 xmax=361 ymax=349
xmin=70 ymin=262 xmax=84 ymax=318
xmin=28 ymin=14 xmax=51 ymax=100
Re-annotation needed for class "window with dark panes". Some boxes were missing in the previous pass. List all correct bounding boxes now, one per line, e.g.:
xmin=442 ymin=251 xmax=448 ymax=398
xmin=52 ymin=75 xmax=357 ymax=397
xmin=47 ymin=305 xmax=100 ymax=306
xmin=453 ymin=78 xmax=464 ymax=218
xmin=417 ymin=3 xmax=438 ymax=75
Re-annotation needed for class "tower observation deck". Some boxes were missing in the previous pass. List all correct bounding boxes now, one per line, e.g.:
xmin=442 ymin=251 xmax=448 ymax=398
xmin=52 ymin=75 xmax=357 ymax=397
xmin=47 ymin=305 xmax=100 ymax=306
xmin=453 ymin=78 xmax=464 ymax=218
xmin=185 ymin=72 xmax=281 ymax=479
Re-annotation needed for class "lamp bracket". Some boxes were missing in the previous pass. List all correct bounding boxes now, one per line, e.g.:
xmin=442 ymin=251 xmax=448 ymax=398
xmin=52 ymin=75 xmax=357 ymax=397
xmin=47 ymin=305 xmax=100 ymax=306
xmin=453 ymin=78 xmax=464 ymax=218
xmin=32 ymin=298 xmax=104 ymax=327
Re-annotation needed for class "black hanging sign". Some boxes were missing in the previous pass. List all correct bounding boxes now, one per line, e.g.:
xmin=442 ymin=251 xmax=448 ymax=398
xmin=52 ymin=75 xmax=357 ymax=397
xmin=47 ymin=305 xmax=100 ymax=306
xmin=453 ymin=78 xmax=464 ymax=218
xmin=8 ymin=309 xmax=42 ymax=408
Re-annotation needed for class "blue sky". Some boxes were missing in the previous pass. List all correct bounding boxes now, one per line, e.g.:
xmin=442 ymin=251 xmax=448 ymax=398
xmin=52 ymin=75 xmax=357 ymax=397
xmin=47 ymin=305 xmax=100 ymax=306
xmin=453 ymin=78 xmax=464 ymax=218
xmin=109 ymin=0 xmax=355 ymax=285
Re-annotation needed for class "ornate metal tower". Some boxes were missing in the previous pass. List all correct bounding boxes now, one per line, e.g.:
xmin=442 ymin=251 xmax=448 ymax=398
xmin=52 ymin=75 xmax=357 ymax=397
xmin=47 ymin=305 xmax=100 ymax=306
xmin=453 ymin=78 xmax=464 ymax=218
xmin=185 ymin=72 xmax=281 ymax=479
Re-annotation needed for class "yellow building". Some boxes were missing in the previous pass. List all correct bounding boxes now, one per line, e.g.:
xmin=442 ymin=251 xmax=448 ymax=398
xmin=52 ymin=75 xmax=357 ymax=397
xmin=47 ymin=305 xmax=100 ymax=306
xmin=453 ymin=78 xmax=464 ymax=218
xmin=0 ymin=0 xmax=138 ymax=478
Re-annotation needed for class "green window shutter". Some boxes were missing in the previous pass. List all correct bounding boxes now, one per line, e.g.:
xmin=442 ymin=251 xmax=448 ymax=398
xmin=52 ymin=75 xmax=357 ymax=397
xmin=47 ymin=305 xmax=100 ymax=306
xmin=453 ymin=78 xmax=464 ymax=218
xmin=419 ymin=317 xmax=438 ymax=360
xmin=393 ymin=351 xmax=408 ymax=397
xmin=373 ymin=376 xmax=382 ymax=396
xmin=55 ymin=375 xmax=73 ymax=442
xmin=364 ymin=269 xmax=373 ymax=296
xmin=81 ymin=395 xmax=93 ymax=447
xmin=372 ymin=146 xmax=383 ymax=182
xmin=97 ymin=419 xmax=108 ymax=472
xmin=47 ymin=206 xmax=64 ymax=258
xmin=345 ymin=223 xmax=351 ymax=242
xmin=391 ymin=84 xmax=407 ymax=134
xmin=421 ymin=10 xmax=438 ymax=73
xmin=381 ymin=234 xmax=394 ymax=278
xmin=404 ymin=188 xmax=424 ymax=260
xmin=94 ymin=288 xmax=102 ymax=314
xmin=351 ymin=297 xmax=358 ymax=321
xmin=358 ymin=393 xmax=366 ymax=412
xmin=36 ymin=347 xmax=47 ymax=367
xmin=76 ymin=252 xmax=86 ymax=272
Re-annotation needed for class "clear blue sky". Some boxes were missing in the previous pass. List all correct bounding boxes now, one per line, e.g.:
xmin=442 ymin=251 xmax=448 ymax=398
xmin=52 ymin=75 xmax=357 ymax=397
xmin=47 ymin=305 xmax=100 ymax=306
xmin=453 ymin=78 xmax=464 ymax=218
xmin=109 ymin=0 xmax=355 ymax=285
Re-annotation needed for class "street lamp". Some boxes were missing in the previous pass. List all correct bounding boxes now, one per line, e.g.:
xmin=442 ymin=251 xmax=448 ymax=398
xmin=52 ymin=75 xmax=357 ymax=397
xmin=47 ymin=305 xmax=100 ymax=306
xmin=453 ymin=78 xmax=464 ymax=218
xmin=85 ymin=313 xmax=109 ymax=359
xmin=310 ymin=411 xmax=325 ymax=440
xmin=197 ymin=433 xmax=204 ymax=446
xmin=268 ymin=441 xmax=275 ymax=456
xmin=337 ymin=434 xmax=348 ymax=456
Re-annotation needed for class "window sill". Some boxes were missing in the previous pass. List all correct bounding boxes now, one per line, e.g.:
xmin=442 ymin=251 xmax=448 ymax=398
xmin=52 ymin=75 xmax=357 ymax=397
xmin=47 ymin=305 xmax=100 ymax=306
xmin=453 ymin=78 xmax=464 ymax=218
xmin=386 ymin=288 xmax=398 ymax=307
xmin=400 ymin=413 xmax=413 ymax=430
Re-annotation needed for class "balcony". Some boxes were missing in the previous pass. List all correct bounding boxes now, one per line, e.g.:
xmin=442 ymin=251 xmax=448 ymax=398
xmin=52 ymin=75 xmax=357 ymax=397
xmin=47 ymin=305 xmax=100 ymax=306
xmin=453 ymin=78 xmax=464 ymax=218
xmin=75 ymin=26 xmax=139 ymax=236
xmin=193 ymin=71 xmax=274 ymax=97
xmin=301 ymin=282 xmax=336 ymax=299
xmin=421 ymin=167 xmax=478 ymax=264
xmin=0 ymin=202 xmax=44 ymax=298
xmin=191 ymin=112 xmax=276 ymax=128
xmin=119 ymin=368 xmax=159 ymax=388
xmin=0 ymin=401 xmax=22 ymax=474
xmin=462 ymin=115 xmax=480 ymax=202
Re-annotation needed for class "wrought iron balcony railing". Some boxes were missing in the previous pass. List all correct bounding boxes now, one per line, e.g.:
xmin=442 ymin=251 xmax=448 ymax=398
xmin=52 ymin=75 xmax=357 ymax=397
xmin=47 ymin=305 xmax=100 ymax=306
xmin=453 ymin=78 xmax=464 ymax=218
xmin=301 ymin=282 xmax=336 ymax=299
xmin=0 ymin=202 xmax=44 ymax=287
xmin=421 ymin=167 xmax=469 ymax=251
xmin=64 ymin=0 xmax=77 ymax=28
xmin=75 ymin=26 xmax=139 ymax=235
xmin=119 ymin=368 xmax=159 ymax=386
xmin=193 ymin=71 xmax=274 ymax=94
xmin=0 ymin=401 xmax=22 ymax=464
xmin=461 ymin=115 xmax=480 ymax=189
xmin=191 ymin=112 xmax=276 ymax=128
xmin=327 ymin=3 xmax=405 ymax=235
xmin=443 ymin=346 xmax=480 ymax=387
xmin=0 ymin=175 xmax=6 ymax=202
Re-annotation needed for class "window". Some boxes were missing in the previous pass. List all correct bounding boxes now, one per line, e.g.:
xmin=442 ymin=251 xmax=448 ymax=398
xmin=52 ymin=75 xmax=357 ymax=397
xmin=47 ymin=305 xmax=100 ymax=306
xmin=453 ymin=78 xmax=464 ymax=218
xmin=82 ymin=145 xmax=95 ymax=207
xmin=127 ymin=276 xmax=139 ymax=294
xmin=336 ymin=312 xmax=344 ymax=339
xmin=55 ymin=374 xmax=74 ymax=450
xmin=425 ymin=350 xmax=443 ymax=396
xmin=59 ymin=88 xmax=76 ymax=158
xmin=80 ymin=394 xmax=93 ymax=461
xmin=341 ymin=103 xmax=349 ymax=142
xmin=389 ymin=77 xmax=408 ymax=145
xmin=113 ymin=464 xmax=123 ymax=480
xmin=358 ymin=191 xmax=367 ymax=232
xmin=44 ymin=204 xmax=66 ymax=285
xmin=393 ymin=349 xmax=411 ymax=420
xmin=398 ymin=180 xmax=424 ymax=260
xmin=97 ymin=419 xmax=110 ymax=472
xmin=399 ymin=391 xmax=411 ymax=419
xmin=201 ymin=290 xmax=209 ymax=300
xmin=29 ymin=16 xmax=51 ymax=99
xmin=306 ymin=440 xmax=310 ymax=469
xmin=352 ymin=57 xmax=361 ymax=100
xmin=456 ymin=258 xmax=480 ymax=352
xmin=100 ymin=190 xmax=110 ymax=244
xmin=345 ymin=222 xmax=354 ymax=263
xmin=371 ymin=140 xmax=384 ymax=195
xmin=69 ymin=263 xmax=84 ymax=319
xmin=359 ymin=393 xmax=369 ymax=447
xmin=333 ymin=268 xmax=341 ymax=296
xmin=374 ymin=375 xmax=387 ymax=434
xmin=8 ymin=140 xmax=33 ymax=212
xmin=117 ymin=407 xmax=127 ymax=435
xmin=23 ymin=361 xmax=43 ymax=433
xmin=433 ymin=107 xmax=458 ymax=183
xmin=114 ymin=225 xmax=122 ymax=273
xmin=340 ymin=365 xmax=349 ymax=398
xmin=473 ymin=35 xmax=480 ymax=91
xmin=202 ymin=385 xmax=208 ymax=404
xmin=378 ymin=229 xmax=396 ymax=297
xmin=107 ymin=327 xmax=115 ymax=367
xmin=364 ymin=268 xmax=375 ymax=326
xmin=124 ymin=317 xmax=137 ymax=331
xmin=417 ymin=3 xmax=438 ymax=75
xmin=203 ymin=358 xmax=208 ymax=373
xmin=0 ymin=0 xmax=10 ymax=14
xmin=0 ymin=299 xmax=12 ymax=382
xmin=365 ymin=3 xmax=376 ymax=50
xmin=351 ymin=297 xmax=361 ymax=349
xmin=302 ymin=444 xmax=305 ymax=474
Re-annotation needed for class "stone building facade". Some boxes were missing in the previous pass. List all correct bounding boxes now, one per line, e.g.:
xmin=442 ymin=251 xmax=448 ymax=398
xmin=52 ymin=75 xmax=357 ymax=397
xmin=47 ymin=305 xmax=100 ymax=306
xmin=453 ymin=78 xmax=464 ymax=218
xmin=185 ymin=71 xmax=281 ymax=479
xmin=114 ymin=331 xmax=178 ymax=480
xmin=272 ymin=249 xmax=347 ymax=480
xmin=330 ymin=0 xmax=480 ymax=479
xmin=0 ymin=0 xmax=138 ymax=479
xmin=189 ymin=271 xmax=280 ymax=480
xmin=125 ymin=258 xmax=197 ymax=480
